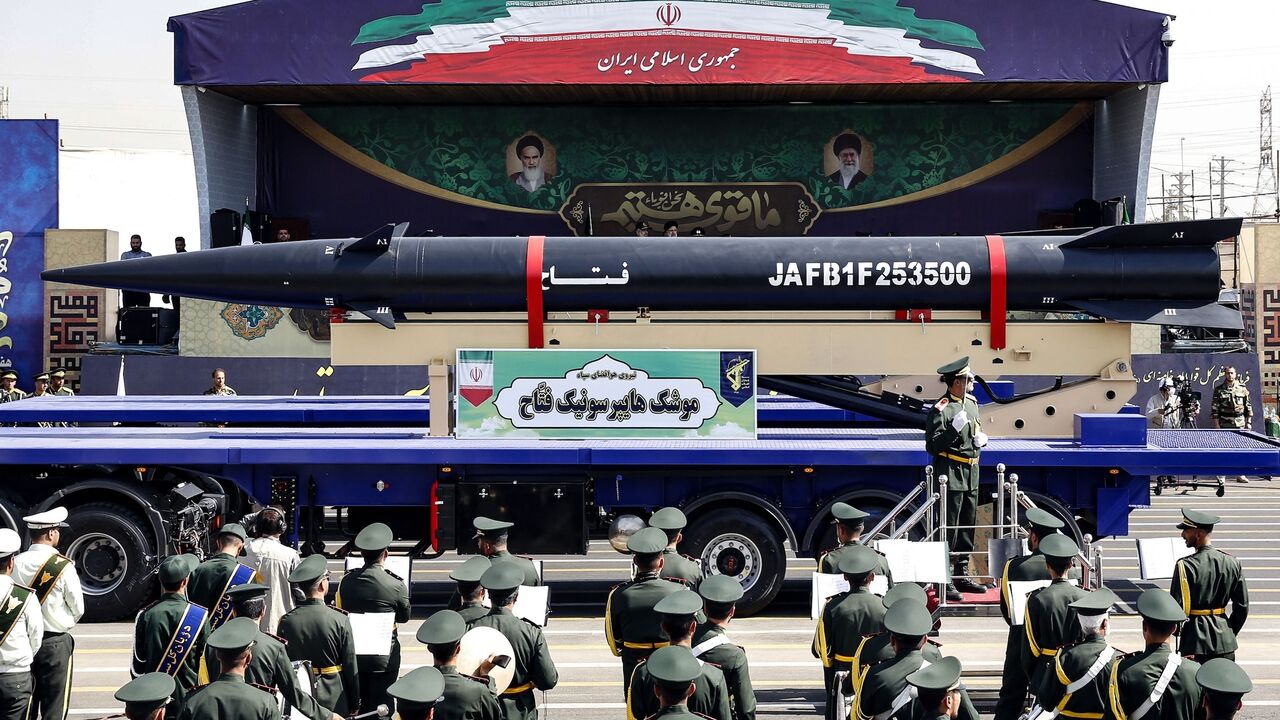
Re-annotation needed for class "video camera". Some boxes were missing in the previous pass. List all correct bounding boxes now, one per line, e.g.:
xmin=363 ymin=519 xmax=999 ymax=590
xmin=1168 ymin=374 xmax=1201 ymax=428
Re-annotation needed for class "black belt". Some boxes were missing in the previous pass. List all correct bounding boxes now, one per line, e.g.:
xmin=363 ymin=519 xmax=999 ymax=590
xmin=43 ymin=631 xmax=67 ymax=638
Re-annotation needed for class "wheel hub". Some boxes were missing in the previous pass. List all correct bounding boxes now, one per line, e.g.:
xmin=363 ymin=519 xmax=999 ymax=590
xmin=68 ymin=533 xmax=127 ymax=595
xmin=701 ymin=533 xmax=762 ymax=591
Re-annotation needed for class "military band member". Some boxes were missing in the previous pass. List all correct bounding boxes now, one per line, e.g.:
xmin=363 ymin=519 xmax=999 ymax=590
xmin=855 ymin=599 xmax=977 ymax=720
xmin=643 ymin=646 xmax=714 ymax=720
xmin=813 ymin=547 xmax=886 ymax=720
xmin=416 ymin=610 xmax=503 ymax=720
xmin=818 ymin=503 xmax=891 ymax=581
xmin=278 ymin=555 xmax=359 ymax=716
xmin=49 ymin=370 xmax=73 ymax=397
xmin=337 ymin=523 xmax=411 ymax=713
xmin=1172 ymin=508 xmax=1248 ymax=662
xmin=693 ymin=576 xmax=756 ymax=720
xmin=187 ymin=524 xmax=257 ymax=632
xmin=1108 ymin=589 xmax=1202 ymax=720
xmin=131 ymin=554 xmax=205 ymax=717
xmin=992 ymin=508 xmax=1063 ymax=720
xmin=925 ymin=357 xmax=991 ymax=601
xmin=850 ymin=585 xmax=944 ymax=671
xmin=178 ymin=618 xmax=278 ymax=720
xmin=471 ymin=563 xmax=557 ymax=720
xmin=1020 ymin=534 xmax=1086 ymax=694
xmin=904 ymin=656 xmax=964 ymax=720
xmin=607 ymin=527 xmax=683 ymax=692
xmin=649 ymin=508 xmax=704 ymax=589
xmin=628 ymin=590 xmax=731 ymax=720
xmin=387 ymin=667 xmax=447 ymax=720
xmin=0 ymin=528 xmax=42 ymax=720
xmin=1031 ymin=587 xmax=1119 ymax=720
xmin=473 ymin=517 xmax=540 ymax=587
xmin=1195 ymin=658 xmax=1252 ymax=720
xmin=113 ymin=673 xmax=176 ymax=720
xmin=13 ymin=507 xmax=82 ymax=720
xmin=449 ymin=556 xmax=493 ymax=623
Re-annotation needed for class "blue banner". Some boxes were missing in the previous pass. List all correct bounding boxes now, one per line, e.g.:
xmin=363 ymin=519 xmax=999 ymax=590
xmin=0 ymin=121 xmax=58 ymax=379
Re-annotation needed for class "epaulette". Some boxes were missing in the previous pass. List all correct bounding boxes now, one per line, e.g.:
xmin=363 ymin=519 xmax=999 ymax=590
xmin=184 ymin=684 xmax=209 ymax=698
xmin=661 ymin=576 xmax=688 ymax=585
xmin=520 ymin=616 xmax=543 ymax=628
xmin=693 ymin=713 xmax=715 ymax=720
xmin=518 ymin=554 xmax=536 ymax=561
xmin=1027 ymin=586 xmax=1046 ymax=600
xmin=965 ymin=393 xmax=977 ymax=401
xmin=934 ymin=397 xmax=949 ymax=409
xmin=385 ymin=569 xmax=404 ymax=582
xmin=861 ymin=631 xmax=884 ymax=640
xmin=461 ymin=672 xmax=489 ymax=684
xmin=926 ymin=638 xmax=942 ymax=647
xmin=249 ymin=682 xmax=278 ymax=697
xmin=680 ymin=552 xmax=699 ymax=563
xmin=264 ymin=631 xmax=287 ymax=645
xmin=330 ymin=606 xmax=349 ymax=615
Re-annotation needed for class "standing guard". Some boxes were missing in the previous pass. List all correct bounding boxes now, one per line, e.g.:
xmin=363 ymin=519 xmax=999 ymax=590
xmin=1030 ymin=587 xmax=1119 ymax=720
xmin=992 ymin=508 xmax=1063 ymax=720
xmin=818 ymin=503 xmax=891 ymax=581
xmin=649 ymin=508 xmax=704 ymax=589
xmin=0 ymin=529 xmax=41 ymax=720
xmin=693 ymin=576 xmax=756 ymax=720
xmin=278 ymin=555 xmax=359 ymax=716
xmin=471 ymin=564 xmax=558 ymax=720
xmin=131 ymin=554 xmax=205 ymax=717
xmin=1108 ymin=589 xmax=1202 ymax=720
xmin=13 ymin=507 xmax=83 ymax=720
xmin=606 ymin=527 xmax=683 ymax=692
xmin=336 ymin=523 xmax=411 ymax=713
xmin=473 ymin=517 xmax=540 ymax=587
xmin=813 ymin=547 xmax=886 ymax=720
xmin=1172 ymin=508 xmax=1248 ymax=662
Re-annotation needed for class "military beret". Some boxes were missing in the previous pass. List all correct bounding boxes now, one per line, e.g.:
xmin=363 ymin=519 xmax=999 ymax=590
xmin=627 ymin=527 xmax=668 ymax=556
xmin=698 ymin=575 xmax=744 ymax=605
xmin=837 ymin=545 xmax=879 ymax=576
xmin=450 ymin=556 xmax=492 ymax=583
xmin=355 ymin=522 xmax=393 ymax=552
xmin=226 ymin=583 xmax=269 ymax=601
xmin=936 ymin=356 xmax=972 ymax=378
xmin=1038 ymin=533 xmax=1079 ymax=560
xmin=207 ymin=616 xmax=259 ymax=651
xmin=388 ymin=666 xmax=446 ymax=709
xmin=480 ymin=562 xmax=523 ymax=592
xmin=417 ymin=610 xmax=467 ymax=646
xmin=907 ymin=655 xmax=961 ymax=693
xmin=648 ymin=507 xmax=688 ymax=531
xmin=157 ymin=553 xmax=198 ymax=584
xmin=114 ymin=672 xmax=175 ymax=712
xmin=883 ymin=582 xmax=927 ymax=608
xmin=1024 ymin=508 xmax=1064 ymax=534
xmin=654 ymin=590 xmax=703 ymax=618
xmin=1196 ymin=658 xmax=1253 ymax=696
xmin=645 ymin=645 xmax=701 ymax=684
xmin=1136 ymin=588 xmax=1188 ymax=623
xmin=33 ymin=372 xmax=49 ymax=383
xmin=218 ymin=523 xmax=248 ymax=542
xmin=0 ymin=370 xmax=16 ymax=381
xmin=23 ymin=506 xmax=70 ymax=530
xmin=1177 ymin=508 xmax=1219 ymax=531
xmin=472 ymin=516 xmax=514 ymax=539
xmin=831 ymin=502 xmax=870 ymax=525
xmin=1069 ymin=587 xmax=1118 ymax=616
xmin=883 ymin=597 xmax=933 ymax=636
xmin=288 ymin=554 xmax=330 ymax=584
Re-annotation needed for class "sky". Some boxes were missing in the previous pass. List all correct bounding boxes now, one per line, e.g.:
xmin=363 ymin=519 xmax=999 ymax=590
xmin=0 ymin=0 xmax=1278 ymax=225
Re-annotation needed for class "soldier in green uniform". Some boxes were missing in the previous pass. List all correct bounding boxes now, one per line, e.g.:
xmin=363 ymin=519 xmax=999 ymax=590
xmin=813 ymin=547 xmax=887 ymax=720
xmin=278 ymin=554 xmax=360 ymax=716
xmin=904 ymin=656 xmax=964 ymax=720
xmin=0 ymin=370 xmax=26 ymax=403
xmin=1108 ymin=589 xmax=1202 ymax=720
xmin=818 ymin=503 xmax=892 ymax=581
xmin=607 ymin=527 xmax=685 ymax=693
xmin=49 ymin=370 xmax=74 ymax=397
xmin=849 ymin=585 xmax=944 ymax=672
xmin=1030 ymin=587 xmax=1118 ymax=719
xmin=649 ymin=508 xmax=704 ymax=589
xmin=1211 ymin=366 xmax=1252 ymax=431
xmin=1171 ymin=508 xmax=1248 ymax=662
xmin=336 ymin=522 xmax=411 ymax=713
xmin=178 ymin=618 xmax=279 ymax=720
xmin=387 ymin=667 xmax=446 ymax=720
xmin=628 ymin=591 xmax=731 ymax=720
xmin=855 ymin=599 xmax=978 ymax=720
xmin=30 ymin=373 xmax=49 ymax=397
xmin=1195 ymin=658 xmax=1252 ymax=720
xmin=992 ymin=508 xmax=1064 ymax=720
xmin=131 ymin=554 xmax=206 ymax=717
xmin=417 ymin=610 xmax=503 ymax=720
xmin=925 ymin=357 xmax=991 ymax=601
xmin=114 ymin=673 xmax=176 ymax=720
xmin=473 ymin=517 xmax=540 ymax=587
xmin=643 ymin=646 xmax=716 ymax=720
xmin=471 ymin=563 xmax=558 ymax=720
xmin=187 ymin=524 xmax=256 ymax=631
xmin=449 ymin=556 xmax=493 ymax=623
xmin=1020 ymin=534 xmax=1086 ymax=695
xmin=693 ymin=576 xmax=755 ymax=720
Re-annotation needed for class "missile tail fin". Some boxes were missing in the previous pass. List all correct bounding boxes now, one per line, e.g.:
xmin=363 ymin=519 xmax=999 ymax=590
xmin=391 ymin=222 xmax=410 ymax=239
xmin=343 ymin=224 xmax=396 ymax=254
xmin=1060 ymin=218 xmax=1242 ymax=249
xmin=1067 ymin=299 xmax=1243 ymax=330
xmin=346 ymin=302 xmax=397 ymax=329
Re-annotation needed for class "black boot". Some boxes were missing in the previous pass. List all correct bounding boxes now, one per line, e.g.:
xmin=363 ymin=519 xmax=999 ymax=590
xmin=953 ymin=560 xmax=991 ymax=594
xmin=945 ymin=583 xmax=963 ymax=602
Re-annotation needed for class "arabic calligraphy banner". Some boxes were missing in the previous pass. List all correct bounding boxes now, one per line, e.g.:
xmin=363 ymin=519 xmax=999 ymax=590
xmin=561 ymin=183 xmax=819 ymax=236
xmin=455 ymin=349 xmax=757 ymax=439
xmin=0 ymin=121 xmax=57 ymax=378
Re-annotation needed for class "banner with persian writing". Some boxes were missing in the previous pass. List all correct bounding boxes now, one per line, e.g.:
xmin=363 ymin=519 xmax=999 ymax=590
xmin=455 ymin=349 xmax=756 ymax=438
xmin=0 ymin=121 xmax=58 ymax=378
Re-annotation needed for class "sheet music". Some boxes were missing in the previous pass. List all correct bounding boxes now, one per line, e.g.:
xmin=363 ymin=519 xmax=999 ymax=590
xmin=344 ymin=555 xmax=413 ymax=583
xmin=1008 ymin=578 xmax=1079 ymax=626
xmin=1136 ymin=537 xmax=1195 ymax=580
xmin=533 ymin=559 xmax=544 ymax=583
xmin=875 ymin=540 xmax=949 ymax=583
xmin=287 ymin=661 xmax=313 ymax=720
xmin=810 ymin=573 xmax=891 ymax=618
xmin=349 ymin=612 xmax=396 ymax=656
xmin=480 ymin=584 xmax=551 ymax=626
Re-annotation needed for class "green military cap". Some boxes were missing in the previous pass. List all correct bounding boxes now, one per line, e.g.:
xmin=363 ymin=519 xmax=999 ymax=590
xmin=831 ymin=502 xmax=870 ymax=525
xmin=226 ymin=582 xmax=269 ymax=601
xmin=288 ymin=554 xmax=330 ymax=584
xmin=1038 ymin=533 xmax=1079 ymax=560
xmin=388 ymin=666 xmax=446 ymax=709
xmin=416 ymin=609 xmax=467 ymax=645
xmin=1024 ymin=508 xmax=1064 ymax=534
xmin=218 ymin=523 xmax=248 ymax=542
xmin=33 ymin=372 xmax=49 ymax=383
xmin=649 ymin=507 xmax=688 ymax=531
xmin=0 ymin=370 xmax=16 ymax=380
xmin=1069 ymin=587 xmax=1118 ymax=616
xmin=907 ymin=655 xmax=962 ymax=693
xmin=698 ymin=575 xmax=744 ymax=604
xmin=936 ymin=356 xmax=972 ymax=379
xmin=354 ymin=522 xmax=393 ymax=551
xmin=450 ymin=555 xmax=492 ymax=583
xmin=480 ymin=562 xmax=523 ymax=592
xmin=1196 ymin=658 xmax=1253 ymax=696
xmin=646 ymin=645 xmax=701 ymax=684
xmin=1177 ymin=507 xmax=1220 ymax=531
xmin=883 ymin=582 xmax=927 ymax=607
xmin=883 ymin=597 xmax=933 ymax=636
xmin=114 ymin=672 xmax=176 ymax=712
xmin=654 ymin=590 xmax=703 ymax=618
xmin=207 ymin=616 xmax=259 ymax=651
xmin=472 ymin=516 xmax=514 ymax=539
xmin=1136 ymin=588 xmax=1188 ymax=623
xmin=627 ymin=527 xmax=668 ymax=556
xmin=157 ymin=553 xmax=198 ymax=585
xmin=837 ymin=545 xmax=879 ymax=576
xmin=50 ymin=369 xmax=66 ymax=379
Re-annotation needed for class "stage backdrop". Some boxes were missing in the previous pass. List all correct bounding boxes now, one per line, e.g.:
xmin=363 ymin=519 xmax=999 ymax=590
xmin=0 ymin=120 xmax=58 ymax=379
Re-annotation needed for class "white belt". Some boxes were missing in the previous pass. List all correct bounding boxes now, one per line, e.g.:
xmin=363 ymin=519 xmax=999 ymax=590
xmin=1130 ymin=654 xmax=1182 ymax=720
xmin=691 ymin=634 xmax=731 ymax=658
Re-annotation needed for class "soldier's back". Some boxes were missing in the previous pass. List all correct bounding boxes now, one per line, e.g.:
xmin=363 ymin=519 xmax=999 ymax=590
xmin=489 ymin=551 xmax=540 ymax=586
xmin=1112 ymin=646 xmax=1201 ymax=720
xmin=187 ymin=554 xmax=238 ymax=611
xmin=178 ymin=677 xmax=278 ymax=720
xmin=614 ymin=576 xmax=683 ymax=640
xmin=436 ymin=666 xmax=502 ymax=720
xmin=660 ymin=549 xmax=704 ymax=588
xmin=629 ymin=657 xmax=731 ymax=720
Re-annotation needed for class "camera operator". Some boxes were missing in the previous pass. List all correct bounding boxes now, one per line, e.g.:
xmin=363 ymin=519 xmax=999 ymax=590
xmin=1146 ymin=377 xmax=1181 ymax=429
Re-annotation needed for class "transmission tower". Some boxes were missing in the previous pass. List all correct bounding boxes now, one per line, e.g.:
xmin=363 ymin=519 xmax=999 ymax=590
xmin=1253 ymin=86 xmax=1278 ymax=219
xmin=1213 ymin=156 xmax=1234 ymax=217
xmin=1170 ymin=171 xmax=1191 ymax=220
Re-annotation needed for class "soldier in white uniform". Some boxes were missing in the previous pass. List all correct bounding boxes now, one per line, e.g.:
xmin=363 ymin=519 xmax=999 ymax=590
xmin=242 ymin=507 xmax=300 ymax=634
xmin=14 ymin=507 xmax=83 ymax=720
xmin=0 ymin=527 xmax=44 ymax=720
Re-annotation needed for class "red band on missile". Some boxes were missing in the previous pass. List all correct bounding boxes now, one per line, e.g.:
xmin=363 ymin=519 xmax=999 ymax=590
xmin=526 ymin=235 xmax=546 ymax=348
xmin=986 ymin=235 xmax=1007 ymax=350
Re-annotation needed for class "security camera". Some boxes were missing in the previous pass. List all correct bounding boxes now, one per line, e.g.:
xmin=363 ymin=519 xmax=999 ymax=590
xmin=1162 ymin=30 xmax=1174 ymax=48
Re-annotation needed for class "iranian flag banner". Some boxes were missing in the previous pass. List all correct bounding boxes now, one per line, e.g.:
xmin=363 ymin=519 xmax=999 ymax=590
xmin=352 ymin=0 xmax=983 ymax=85
xmin=458 ymin=350 xmax=495 ymax=407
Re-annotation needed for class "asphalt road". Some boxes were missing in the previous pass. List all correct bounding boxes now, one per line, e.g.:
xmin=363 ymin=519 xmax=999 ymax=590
xmin=66 ymin=482 xmax=1279 ymax=718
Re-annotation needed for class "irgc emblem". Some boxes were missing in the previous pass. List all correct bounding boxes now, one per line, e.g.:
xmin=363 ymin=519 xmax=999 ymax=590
xmin=720 ymin=352 xmax=753 ymax=408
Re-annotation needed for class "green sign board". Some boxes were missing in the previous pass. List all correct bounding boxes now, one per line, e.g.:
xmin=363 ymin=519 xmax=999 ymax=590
xmin=455 ymin=349 xmax=757 ymax=439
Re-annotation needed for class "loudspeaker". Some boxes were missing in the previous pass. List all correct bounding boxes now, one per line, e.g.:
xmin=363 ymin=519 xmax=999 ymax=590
xmin=211 ymin=208 xmax=243 ymax=249
xmin=118 ymin=307 xmax=179 ymax=345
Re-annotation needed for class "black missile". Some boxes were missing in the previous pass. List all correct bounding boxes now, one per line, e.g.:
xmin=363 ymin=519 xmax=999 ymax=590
xmin=41 ymin=218 xmax=1242 ymax=330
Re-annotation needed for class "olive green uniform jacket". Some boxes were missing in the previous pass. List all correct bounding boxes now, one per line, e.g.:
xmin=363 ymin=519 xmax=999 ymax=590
xmin=471 ymin=606 xmax=558 ymax=720
xmin=1108 ymin=643 xmax=1201 ymax=720
xmin=1171 ymin=546 xmax=1248 ymax=660
xmin=692 ymin=623 xmax=755 ymax=720
xmin=131 ymin=593 xmax=208 ymax=710
xmin=177 ymin=674 xmax=277 ymax=720
xmin=277 ymin=599 xmax=359 ymax=715
xmin=606 ymin=572 xmax=684 ymax=690
xmin=627 ymin=654 xmax=731 ymax=720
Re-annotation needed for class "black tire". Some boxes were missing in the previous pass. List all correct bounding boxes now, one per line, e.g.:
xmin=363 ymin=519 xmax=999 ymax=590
xmin=683 ymin=509 xmax=786 ymax=617
xmin=811 ymin=498 xmax=923 ymax=560
xmin=1014 ymin=493 xmax=1084 ymax=547
xmin=64 ymin=502 xmax=156 ymax=622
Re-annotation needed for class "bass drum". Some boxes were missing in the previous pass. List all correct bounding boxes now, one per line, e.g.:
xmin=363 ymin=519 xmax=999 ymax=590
xmin=455 ymin=626 xmax=517 ymax=694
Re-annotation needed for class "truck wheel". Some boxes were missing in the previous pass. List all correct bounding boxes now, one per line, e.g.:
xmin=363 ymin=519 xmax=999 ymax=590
xmin=684 ymin=509 xmax=785 ymax=616
xmin=64 ymin=502 xmax=156 ymax=622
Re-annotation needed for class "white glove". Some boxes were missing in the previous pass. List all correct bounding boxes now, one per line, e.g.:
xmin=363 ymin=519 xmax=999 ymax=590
xmin=975 ymin=431 xmax=989 ymax=448
xmin=951 ymin=410 xmax=969 ymax=431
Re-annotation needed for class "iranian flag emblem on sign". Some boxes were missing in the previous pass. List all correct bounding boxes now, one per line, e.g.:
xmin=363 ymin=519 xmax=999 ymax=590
xmin=458 ymin=351 xmax=495 ymax=406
